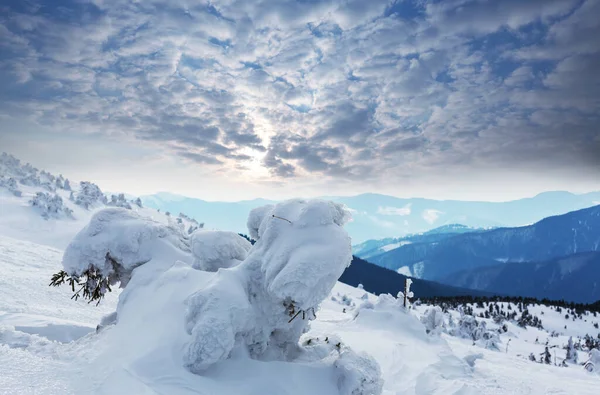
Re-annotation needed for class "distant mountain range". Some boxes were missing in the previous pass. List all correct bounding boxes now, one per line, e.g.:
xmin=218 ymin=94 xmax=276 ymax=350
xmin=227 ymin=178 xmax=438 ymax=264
xmin=141 ymin=191 xmax=600 ymax=243
xmin=352 ymin=224 xmax=488 ymax=259
xmin=445 ymin=251 xmax=600 ymax=303
xmin=364 ymin=205 xmax=600 ymax=302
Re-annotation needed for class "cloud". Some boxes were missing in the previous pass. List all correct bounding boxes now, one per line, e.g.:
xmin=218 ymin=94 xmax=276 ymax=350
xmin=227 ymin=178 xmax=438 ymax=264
xmin=0 ymin=0 xmax=598 ymax=192
xmin=377 ymin=204 xmax=411 ymax=216
xmin=422 ymin=209 xmax=443 ymax=224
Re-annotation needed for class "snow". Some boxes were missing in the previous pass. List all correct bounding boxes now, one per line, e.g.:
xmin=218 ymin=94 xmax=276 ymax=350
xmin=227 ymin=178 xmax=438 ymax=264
xmin=381 ymin=240 xmax=411 ymax=252
xmin=2 ymin=153 xmax=600 ymax=395
xmin=190 ymin=230 xmax=251 ymax=271
xmin=1 ymin=235 xmax=600 ymax=394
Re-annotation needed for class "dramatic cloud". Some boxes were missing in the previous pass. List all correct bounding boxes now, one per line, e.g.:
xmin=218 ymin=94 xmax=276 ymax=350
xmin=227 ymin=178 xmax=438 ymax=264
xmin=0 ymin=0 xmax=598 ymax=193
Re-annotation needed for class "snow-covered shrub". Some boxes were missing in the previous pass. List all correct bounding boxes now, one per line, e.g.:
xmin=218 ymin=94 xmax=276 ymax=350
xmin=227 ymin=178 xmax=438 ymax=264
xmin=298 ymin=335 xmax=382 ymax=395
xmin=184 ymin=199 xmax=354 ymax=372
xmin=190 ymin=230 xmax=252 ymax=271
xmin=334 ymin=347 xmax=383 ymax=395
xmin=452 ymin=315 xmax=499 ymax=350
xmin=421 ymin=306 xmax=445 ymax=335
xmin=63 ymin=178 xmax=72 ymax=191
xmin=566 ymin=336 xmax=579 ymax=363
xmin=55 ymin=175 xmax=64 ymax=189
xmin=19 ymin=173 xmax=40 ymax=187
xmin=134 ymin=197 xmax=142 ymax=208
xmin=108 ymin=193 xmax=132 ymax=210
xmin=30 ymin=192 xmax=73 ymax=219
xmin=52 ymin=208 xmax=191 ymax=305
xmin=74 ymin=181 xmax=107 ymax=209
xmin=0 ymin=177 xmax=21 ymax=196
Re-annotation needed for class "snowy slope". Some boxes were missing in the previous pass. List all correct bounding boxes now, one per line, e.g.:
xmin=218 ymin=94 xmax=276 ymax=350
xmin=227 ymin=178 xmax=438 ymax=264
xmin=0 ymin=153 xmax=200 ymax=250
xmin=1 ymin=236 xmax=599 ymax=394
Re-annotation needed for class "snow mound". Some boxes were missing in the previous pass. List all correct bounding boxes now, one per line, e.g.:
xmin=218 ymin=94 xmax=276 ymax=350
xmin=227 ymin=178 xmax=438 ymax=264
xmin=190 ymin=230 xmax=251 ymax=271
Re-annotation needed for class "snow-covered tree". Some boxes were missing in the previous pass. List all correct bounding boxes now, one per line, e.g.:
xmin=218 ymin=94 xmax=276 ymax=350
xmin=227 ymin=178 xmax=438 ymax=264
xmin=64 ymin=178 xmax=72 ymax=191
xmin=566 ymin=336 xmax=578 ymax=363
xmin=453 ymin=315 xmax=499 ymax=350
xmin=184 ymin=200 xmax=354 ymax=371
xmin=0 ymin=177 xmax=21 ymax=197
xmin=30 ymin=192 xmax=73 ymax=220
xmin=50 ymin=208 xmax=190 ymax=305
xmin=421 ymin=306 xmax=445 ymax=335
xmin=108 ymin=193 xmax=132 ymax=210
xmin=73 ymin=181 xmax=107 ymax=209
xmin=542 ymin=346 xmax=552 ymax=364
xmin=51 ymin=199 xmax=382 ymax=394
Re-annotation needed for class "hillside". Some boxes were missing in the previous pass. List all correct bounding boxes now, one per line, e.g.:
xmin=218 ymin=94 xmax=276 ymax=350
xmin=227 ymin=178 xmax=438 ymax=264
xmin=445 ymin=251 xmax=600 ymax=303
xmin=0 ymin=153 xmax=200 ymax=249
xmin=352 ymin=224 xmax=487 ymax=259
xmin=368 ymin=205 xmax=600 ymax=283
xmin=340 ymin=256 xmax=493 ymax=298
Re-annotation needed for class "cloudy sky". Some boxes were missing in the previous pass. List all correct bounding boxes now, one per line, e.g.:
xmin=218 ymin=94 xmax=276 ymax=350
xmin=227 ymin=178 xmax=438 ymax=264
xmin=0 ymin=0 xmax=598 ymax=201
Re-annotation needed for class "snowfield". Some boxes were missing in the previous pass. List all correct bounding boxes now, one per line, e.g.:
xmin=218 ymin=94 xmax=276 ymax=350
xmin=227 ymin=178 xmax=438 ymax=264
xmin=1 ymin=233 xmax=599 ymax=394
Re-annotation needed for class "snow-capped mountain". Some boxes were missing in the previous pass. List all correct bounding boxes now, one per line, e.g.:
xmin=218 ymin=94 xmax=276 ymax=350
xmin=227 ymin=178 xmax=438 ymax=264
xmin=141 ymin=191 xmax=600 ymax=243
xmin=367 ymin=205 xmax=600 ymax=296
xmin=445 ymin=251 xmax=600 ymax=303
xmin=352 ymin=224 xmax=487 ymax=259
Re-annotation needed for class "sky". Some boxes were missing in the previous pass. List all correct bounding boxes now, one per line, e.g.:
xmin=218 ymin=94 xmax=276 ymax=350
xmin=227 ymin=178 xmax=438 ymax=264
xmin=0 ymin=0 xmax=599 ymax=202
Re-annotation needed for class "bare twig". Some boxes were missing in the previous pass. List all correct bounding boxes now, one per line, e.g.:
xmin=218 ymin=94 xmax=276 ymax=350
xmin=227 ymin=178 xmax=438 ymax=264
xmin=272 ymin=214 xmax=292 ymax=224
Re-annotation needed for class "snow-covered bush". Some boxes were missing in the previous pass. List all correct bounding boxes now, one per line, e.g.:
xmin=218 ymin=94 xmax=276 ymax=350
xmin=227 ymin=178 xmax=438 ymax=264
xmin=452 ymin=315 xmax=499 ymax=350
xmin=184 ymin=199 xmax=354 ymax=372
xmin=421 ymin=306 xmax=445 ymax=335
xmin=52 ymin=208 xmax=190 ymax=305
xmin=566 ymin=336 xmax=579 ymax=363
xmin=74 ymin=181 xmax=107 ymax=209
xmin=334 ymin=347 xmax=383 ymax=395
xmin=108 ymin=193 xmax=132 ymax=210
xmin=19 ymin=173 xmax=40 ymax=187
xmin=30 ymin=192 xmax=73 ymax=220
xmin=190 ymin=230 xmax=252 ymax=271
xmin=0 ymin=177 xmax=21 ymax=196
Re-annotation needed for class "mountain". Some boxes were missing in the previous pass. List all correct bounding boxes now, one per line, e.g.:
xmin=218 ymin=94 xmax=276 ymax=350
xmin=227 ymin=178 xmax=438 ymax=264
xmin=444 ymin=251 xmax=600 ymax=303
xmin=141 ymin=191 xmax=600 ymax=243
xmin=340 ymin=256 xmax=493 ymax=298
xmin=367 ymin=205 xmax=600 ymax=282
xmin=140 ymin=194 xmax=277 ymax=236
xmin=352 ymin=224 xmax=487 ymax=259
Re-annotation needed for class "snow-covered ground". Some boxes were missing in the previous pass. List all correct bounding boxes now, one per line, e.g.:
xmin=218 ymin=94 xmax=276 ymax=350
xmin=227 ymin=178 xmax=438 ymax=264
xmin=1 ymin=233 xmax=599 ymax=394
xmin=1 ymin=153 xmax=599 ymax=394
